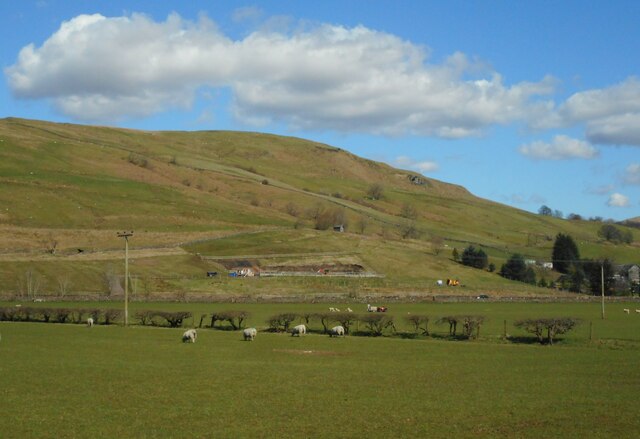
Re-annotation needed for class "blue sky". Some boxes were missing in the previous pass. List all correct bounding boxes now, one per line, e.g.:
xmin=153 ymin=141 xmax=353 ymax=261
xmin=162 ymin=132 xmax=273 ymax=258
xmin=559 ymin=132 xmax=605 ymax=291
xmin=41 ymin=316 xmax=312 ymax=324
xmin=2 ymin=0 xmax=639 ymax=221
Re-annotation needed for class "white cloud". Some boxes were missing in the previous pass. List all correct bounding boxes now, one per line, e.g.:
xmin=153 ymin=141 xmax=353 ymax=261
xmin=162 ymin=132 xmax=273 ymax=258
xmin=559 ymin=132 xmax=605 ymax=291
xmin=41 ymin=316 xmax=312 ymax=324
xmin=607 ymin=193 xmax=630 ymax=207
xmin=5 ymin=13 xmax=555 ymax=134
xmin=519 ymin=135 xmax=598 ymax=160
xmin=587 ymin=113 xmax=640 ymax=145
xmin=396 ymin=156 xmax=438 ymax=173
xmin=624 ymin=163 xmax=640 ymax=185
xmin=232 ymin=6 xmax=263 ymax=23
xmin=533 ymin=77 xmax=640 ymax=146
xmin=586 ymin=184 xmax=614 ymax=195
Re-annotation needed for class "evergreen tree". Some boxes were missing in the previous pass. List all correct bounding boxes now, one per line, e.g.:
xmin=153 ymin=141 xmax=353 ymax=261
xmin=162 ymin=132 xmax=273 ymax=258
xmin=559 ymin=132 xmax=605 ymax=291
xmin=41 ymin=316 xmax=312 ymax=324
xmin=500 ymin=254 xmax=528 ymax=282
xmin=552 ymin=233 xmax=580 ymax=274
xmin=461 ymin=246 xmax=488 ymax=269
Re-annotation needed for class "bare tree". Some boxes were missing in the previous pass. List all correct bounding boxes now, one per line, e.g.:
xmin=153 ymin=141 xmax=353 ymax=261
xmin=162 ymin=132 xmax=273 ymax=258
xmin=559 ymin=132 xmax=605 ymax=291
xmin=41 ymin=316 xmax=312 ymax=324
xmin=366 ymin=183 xmax=384 ymax=200
xmin=400 ymin=203 xmax=418 ymax=220
xmin=356 ymin=216 xmax=369 ymax=234
xmin=41 ymin=234 xmax=58 ymax=255
xmin=285 ymin=202 xmax=300 ymax=217
xmin=400 ymin=221 xmax=421 ymax=239
xmin=56 ymin=275 xmax=72 ymax=298
xmin=18 ymin=268 xmax=42 ymax=300
xmin=405 ymin=314 xmax=430 ymax=335
xmin=514 ymin=318 xmax=579 ymax=345
xmin=430 ymin=235 xmax=444 ymax=256
xmin=359 ymin=314 xmax=395 ymax=336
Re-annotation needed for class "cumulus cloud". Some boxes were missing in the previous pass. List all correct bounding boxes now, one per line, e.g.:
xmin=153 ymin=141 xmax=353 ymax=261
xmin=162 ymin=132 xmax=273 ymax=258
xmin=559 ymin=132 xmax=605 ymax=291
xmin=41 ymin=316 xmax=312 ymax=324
xmin=624 ymin=163 xmax=640 ymax=185
xmin=586 ymin=184 xmax=614 ymax=195
xmin=534 ymin=77 xmax=640 ymax=146
xmin=607 ymin=193 xmax=630 ymax=207
xmin=395 ymin=156 xmax=439 ymax=173
xmin=519 ymin=135 xmax=598 ymax=160
xmin=587 ymin=113 xmax=640 ymax=145
xmin=5 ymin=12 xmax=555 ymax=133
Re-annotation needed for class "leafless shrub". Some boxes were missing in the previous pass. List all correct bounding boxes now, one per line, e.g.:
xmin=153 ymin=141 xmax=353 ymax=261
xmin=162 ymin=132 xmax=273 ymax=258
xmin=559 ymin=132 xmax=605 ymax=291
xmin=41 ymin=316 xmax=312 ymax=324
xmin=135 ymin=310 xmax=156 ymax=326
xmin=156 ymin=311 xmax=192 ymax=328
xmin=437 ymin=316 xmax=459 ymax=335
xmin=359 ymin=314 xmax=395 ymax=336
xmin=400 ymin=203 xmax=418 ymax=220
xmin=56 ymin=275 xmax=72 ymax=298
xmin=405 ymin=314 xmax=430 ymax=335
xmin=128 ymin=152 xmax=151 ymax=169
xmin=210 ymin=310 xmax=250 ymax=330
xmin=18 ymin=268 xmax=42 ymax=300
xmin=266 ymin=313 xmax=298 ymax=332
xmin=103 ymin=309 xmax=122 ymax=325
xmin=285 ymin=202 xmax=300 ymax=217
xmin=54 ymin=308 xmax=72 ymax=324
xmin=314 ymin=312 xmax=332 ymax=333
xmin=437 ymin=315 xmax=485 ymax=339
xmin=366 ymin=183 xmax=384 ymax=200
xmin=514 ymin=318 xmax=579 ymax=345
xmin=333 ymin=312 xmax=357 ymax=335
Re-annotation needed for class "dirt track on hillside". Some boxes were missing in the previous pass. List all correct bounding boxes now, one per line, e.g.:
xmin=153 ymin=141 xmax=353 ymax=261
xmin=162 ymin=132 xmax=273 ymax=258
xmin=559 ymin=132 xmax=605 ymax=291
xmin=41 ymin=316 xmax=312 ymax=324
xmin=0 ymin=246 xmax=188 ymax=262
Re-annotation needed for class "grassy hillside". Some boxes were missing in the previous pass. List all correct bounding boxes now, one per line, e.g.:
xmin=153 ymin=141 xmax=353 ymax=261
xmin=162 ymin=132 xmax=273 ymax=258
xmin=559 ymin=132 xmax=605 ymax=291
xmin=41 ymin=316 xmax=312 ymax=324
xmin=0 ymin=117 xmax=637 ymax=299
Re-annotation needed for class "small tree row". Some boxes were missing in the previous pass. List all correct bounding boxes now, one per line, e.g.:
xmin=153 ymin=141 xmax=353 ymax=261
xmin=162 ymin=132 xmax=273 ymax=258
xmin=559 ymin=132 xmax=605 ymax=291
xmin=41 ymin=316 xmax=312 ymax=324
xmin=0 ymin=307 xmax=121 ymax=325
xmin=134 ymin=310 xmax=192 ymax=327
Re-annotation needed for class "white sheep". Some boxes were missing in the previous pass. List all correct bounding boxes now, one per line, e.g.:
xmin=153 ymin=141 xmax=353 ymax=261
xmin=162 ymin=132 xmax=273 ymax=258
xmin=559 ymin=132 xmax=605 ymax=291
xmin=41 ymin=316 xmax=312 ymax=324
xmin=182 ymin=329 xmax=197 ymax=343
xmin=346 ymin=307 xmax=353 ymax=313
xmin=87 ymin=317 xmax=94 ymax=327
xmin=636 ymin=309 xmax=640 ymax=313
xmin=291 ymin=324 xmax=306 ymax=337
xmin=329 ymin=325 xmax=345 ymax=337
xmin=243 ymin=327 xmax=257 ymax=341
xmin=329 ymin=307 xmax=336 ymax=312
xmin=623 ymin=309 xmax=630 ymax=314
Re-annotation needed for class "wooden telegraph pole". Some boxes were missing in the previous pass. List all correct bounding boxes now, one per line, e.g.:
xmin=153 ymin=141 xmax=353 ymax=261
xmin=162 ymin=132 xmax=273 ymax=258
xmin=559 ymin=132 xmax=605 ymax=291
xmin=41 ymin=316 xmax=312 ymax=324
xmin=601 ymin=263 xmax=605 ymax=320
xmin=117 ymin=231 xmax=134 ymax=326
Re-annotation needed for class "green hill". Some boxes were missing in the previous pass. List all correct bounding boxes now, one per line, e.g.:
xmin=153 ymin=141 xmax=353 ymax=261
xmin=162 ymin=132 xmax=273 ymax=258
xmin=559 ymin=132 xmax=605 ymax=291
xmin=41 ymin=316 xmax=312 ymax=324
xmin=0 ymin=117 xmax=637 ymax=300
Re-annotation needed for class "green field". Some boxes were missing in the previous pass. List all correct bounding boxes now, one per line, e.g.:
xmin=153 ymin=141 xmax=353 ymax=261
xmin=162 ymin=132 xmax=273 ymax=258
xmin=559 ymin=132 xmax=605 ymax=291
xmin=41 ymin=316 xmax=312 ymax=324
xmin=2 ymin=301 xmax=640 ymax=438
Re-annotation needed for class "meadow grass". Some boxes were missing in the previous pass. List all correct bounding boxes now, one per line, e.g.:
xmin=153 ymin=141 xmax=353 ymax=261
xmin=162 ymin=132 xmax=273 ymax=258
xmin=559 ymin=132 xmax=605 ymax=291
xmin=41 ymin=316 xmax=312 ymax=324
xmin=1 ymin=307 xmax=639 ymax=438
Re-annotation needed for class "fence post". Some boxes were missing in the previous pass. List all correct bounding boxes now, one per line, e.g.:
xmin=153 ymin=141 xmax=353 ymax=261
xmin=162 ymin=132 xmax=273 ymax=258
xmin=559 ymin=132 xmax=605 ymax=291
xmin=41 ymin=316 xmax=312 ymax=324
xmin=589 ymin=321 xmax=593 ymax=342
xmin=503 ymin=319 xmax=507 ymax=339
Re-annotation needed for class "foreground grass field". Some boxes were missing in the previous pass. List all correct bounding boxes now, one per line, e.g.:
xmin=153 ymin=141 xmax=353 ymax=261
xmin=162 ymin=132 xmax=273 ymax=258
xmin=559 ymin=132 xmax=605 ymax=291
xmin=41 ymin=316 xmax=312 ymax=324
xmin=2 ymin=302 xmax=640 ymax=438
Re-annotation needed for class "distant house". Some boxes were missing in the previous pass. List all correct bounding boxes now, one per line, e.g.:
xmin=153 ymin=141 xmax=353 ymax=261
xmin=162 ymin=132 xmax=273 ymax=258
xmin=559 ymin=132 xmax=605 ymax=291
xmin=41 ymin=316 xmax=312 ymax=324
xmin=333 ymin=224 xmax=345 ymax=232
xmin=540 ymin=262 xmax=553 ymax=270
xmin=614 ymin=264 xmax=640 ymax=284
xmin=624 ymin=264 xmax=640 ymax=284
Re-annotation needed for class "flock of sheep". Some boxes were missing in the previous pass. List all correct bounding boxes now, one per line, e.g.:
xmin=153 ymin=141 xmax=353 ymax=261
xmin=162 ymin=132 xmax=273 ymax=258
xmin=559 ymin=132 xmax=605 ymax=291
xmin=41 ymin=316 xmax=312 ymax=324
xmin=622 ymin=308 xmax=640 ymax=314
xmin=178 ymin=324 xmax=346 ymax=343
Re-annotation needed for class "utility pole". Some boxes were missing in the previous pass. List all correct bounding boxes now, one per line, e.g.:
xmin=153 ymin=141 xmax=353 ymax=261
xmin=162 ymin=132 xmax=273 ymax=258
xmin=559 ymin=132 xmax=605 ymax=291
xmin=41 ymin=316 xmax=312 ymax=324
xmin=601 ymin=262 xmax=605 ymax=320
xmin=117 ymin=231 xmax=134 ymax=326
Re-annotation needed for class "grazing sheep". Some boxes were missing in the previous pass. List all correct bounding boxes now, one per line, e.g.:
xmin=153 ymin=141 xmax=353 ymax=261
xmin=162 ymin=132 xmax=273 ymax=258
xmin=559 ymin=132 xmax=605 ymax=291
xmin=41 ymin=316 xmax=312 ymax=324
xmin=182 ymin=329 xmax=197 ymax=343
xmin=87 ymin=317 xmax=94 ymax=327
xmin=243 ymin=327 xmax=257 ymax=341
xmin=346 ymin=307 xmax=353 ymax=313
xmin=329 ymin=325 xmax=345 ymax=337
xmin=329 ymin=307 xmax=337 ymax=312
xmin=623 ymin=309 xmax=630 ymax=314
xmin=636 ymin=309 xmax=640 ymax=313
xmin=291 ymin=324 xmax=306 ymax=337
